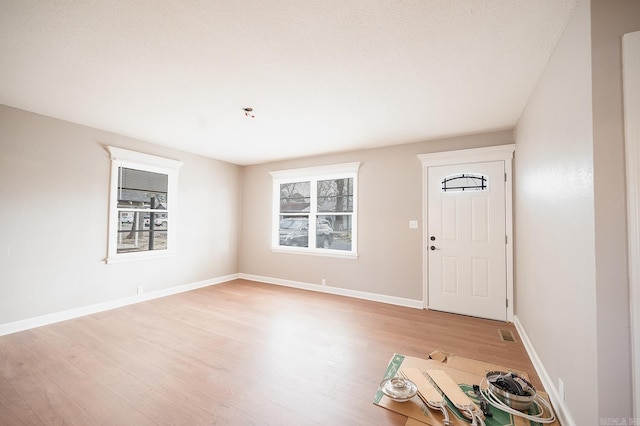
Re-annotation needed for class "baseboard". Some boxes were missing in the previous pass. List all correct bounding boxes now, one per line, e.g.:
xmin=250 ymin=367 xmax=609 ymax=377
xmin=0 ymin=273 xmax=239 ymax=337
xmin=0 ymin=272 xmax=423 ymax=336
xmin=239 ymin=273 xmax=424 ymax=309
xmin=514 ymin=315 xmax=576 ymax=426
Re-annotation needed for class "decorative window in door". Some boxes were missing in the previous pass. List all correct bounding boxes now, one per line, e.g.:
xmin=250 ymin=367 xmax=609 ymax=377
xmin=441 ymin=173 xmax=488 ymax=192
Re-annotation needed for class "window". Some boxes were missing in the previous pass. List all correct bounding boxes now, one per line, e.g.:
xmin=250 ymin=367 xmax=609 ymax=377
xmin=106 ymin=146 xmax=183 ymax=263
xmin=270 ymin=163 xmax=359 ymax=258
xmin=441 ymin=173 xmax=488 ymax=192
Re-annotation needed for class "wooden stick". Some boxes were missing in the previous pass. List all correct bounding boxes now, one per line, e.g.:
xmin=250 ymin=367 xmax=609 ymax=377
xmin=400 ymin=368 xmax=445 ymax=405
xmin=426 ymin=369 xmax=480 ymax=416
xmin=401 ymin=368 xmax=453 ymax=426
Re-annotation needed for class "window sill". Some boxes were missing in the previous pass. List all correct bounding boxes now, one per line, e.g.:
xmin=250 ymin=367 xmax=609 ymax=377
xmin=105 ymin=250 xmax=176 ymax=264
xmin=271 ymin=247 xmax=358 ymax=260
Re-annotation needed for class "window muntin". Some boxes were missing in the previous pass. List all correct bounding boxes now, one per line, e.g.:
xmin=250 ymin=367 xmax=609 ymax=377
xmin=106 ymin=147 xmax=182 ymax=263
xmin=441 ymin=173 xmax=488 ymax=192
xmin=270 ymin=163 xmax=359 ymax=257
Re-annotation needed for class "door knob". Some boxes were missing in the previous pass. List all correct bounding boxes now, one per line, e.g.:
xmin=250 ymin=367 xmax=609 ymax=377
xmin=430 ymin=245 xmax=440 ymax=251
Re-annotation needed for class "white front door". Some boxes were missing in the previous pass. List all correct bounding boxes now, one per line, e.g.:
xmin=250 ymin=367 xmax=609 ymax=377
xmin=427 ymin=160 xmax=507 ymax=321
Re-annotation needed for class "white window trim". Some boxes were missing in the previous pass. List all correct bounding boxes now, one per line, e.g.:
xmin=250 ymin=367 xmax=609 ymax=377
xmin=270 ymin=162 xmax=360 ymax=259
xmin=105 ymin=146 xmax=183 ymax=264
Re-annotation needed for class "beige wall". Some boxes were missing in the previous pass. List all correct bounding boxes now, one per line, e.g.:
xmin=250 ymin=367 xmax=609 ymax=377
xmin=515 ymin=0 xmax=640 ymax=422
xmin=515 ymin=0 xmax=596 ymax=423
xmin=0 ymin=105 xmax=242 ymax=325
xmin=239 ymin=130 xmax=513 ymax=301
xmin=591 ymin=0 xmax=640 ymax=420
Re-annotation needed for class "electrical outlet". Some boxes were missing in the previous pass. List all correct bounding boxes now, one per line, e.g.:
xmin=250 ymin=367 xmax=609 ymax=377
xmin=137 ymin=285 xmax=144 ymax=295
xmin=321 ymin=278 xmax=326 ymax=286
xmin=409 ymin=220 xmax=418 ymax=229
xmin=558 ymin=378 xmax=565 ymax=402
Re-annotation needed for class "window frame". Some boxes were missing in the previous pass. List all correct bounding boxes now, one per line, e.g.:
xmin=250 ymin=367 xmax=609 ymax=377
xmin=270 ymin=162 xmax=360 ymax=259
xmin=106 ymin=146 xmax=183 ymax=264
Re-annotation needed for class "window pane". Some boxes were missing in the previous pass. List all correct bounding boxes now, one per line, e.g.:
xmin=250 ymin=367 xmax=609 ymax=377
xmin=117 ymin=229 xmax=168 ymax=253
xmin=280 ymin=182 xmax=310 ymax=213
xmin=118 ymin=211 xmax=144 ymax=233
xmin=118 ymin=211 xmax=168 ymax=230
xmin=317 ymin=215 xmax=352 ymax=250
xmin=441 ymin=173 xmax=487 ymax=192
xmin=119 ymin=211 xmax=136 ymax=227
xmin=143 ymin=212 xmax=168 ymax=230
xmin=117 ymin=167 xmax=168 ymax=209
xmin=317 ymin=178 xmax=353 ymax=213
xmin=117 ymin=211 xmax=168 ymax=253
xmin=279 ymin=216 xmax=309 ymax=247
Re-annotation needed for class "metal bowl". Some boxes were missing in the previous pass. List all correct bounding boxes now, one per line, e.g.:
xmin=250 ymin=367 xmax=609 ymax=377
xmin=486 ymin=371 xmax=536 ymax=411
xmin=379 ymin=377 xmax=418 ymax=402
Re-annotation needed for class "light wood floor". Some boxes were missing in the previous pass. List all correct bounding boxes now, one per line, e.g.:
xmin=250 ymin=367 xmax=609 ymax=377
xmin=0 ymin=279 xmax=541 ymax=425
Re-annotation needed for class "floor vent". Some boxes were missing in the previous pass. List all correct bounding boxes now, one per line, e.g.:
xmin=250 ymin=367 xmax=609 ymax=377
xmin=498 ymin=329 xmax=516 ymax=342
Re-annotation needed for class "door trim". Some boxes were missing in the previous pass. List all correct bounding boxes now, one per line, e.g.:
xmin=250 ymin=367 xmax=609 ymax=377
xmin=623 ymin=30 xmax=640 ymax=417
xmin=418 ymin=144 xmax=516 ymax=321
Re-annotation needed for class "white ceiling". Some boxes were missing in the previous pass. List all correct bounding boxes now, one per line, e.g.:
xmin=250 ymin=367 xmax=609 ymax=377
xmin=0 ymin=1 xmax=577 ymax=166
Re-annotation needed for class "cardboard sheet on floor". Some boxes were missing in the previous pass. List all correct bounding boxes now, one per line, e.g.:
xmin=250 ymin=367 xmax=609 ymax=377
xmin=373 ymin=350 xmax=560 ymax=426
